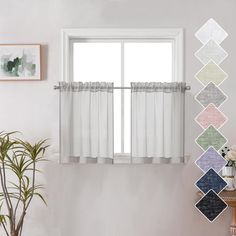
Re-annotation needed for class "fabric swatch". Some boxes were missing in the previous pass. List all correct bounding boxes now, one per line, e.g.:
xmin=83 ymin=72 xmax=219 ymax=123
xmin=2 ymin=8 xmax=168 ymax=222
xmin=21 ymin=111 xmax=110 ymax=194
xmin=195 ymin=147 xmax=227 ymax=173
xmin=195 ymin=40 xmax=228 ymax=65
xmin=195 ymin=168 xmax=227 ymax=194
xmin=195 ymin=18 xmax=228 ymax=45
xmin=195 ymin=82 xmax=227 ymax=108
xmin=195 ymin=60 xmax=228 ymax=86
xmin=195 ymin=103 xmax=227 ymax=129
xmin=196 ymin=190 xmax=227 ymax=222
xmin=196 ymin=125 xmax=227 ymax=151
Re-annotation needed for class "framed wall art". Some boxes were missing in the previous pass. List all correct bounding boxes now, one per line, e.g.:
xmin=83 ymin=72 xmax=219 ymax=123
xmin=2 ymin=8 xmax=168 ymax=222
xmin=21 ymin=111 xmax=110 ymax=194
xmin=0 ymin=44 xmax=41 ymax=81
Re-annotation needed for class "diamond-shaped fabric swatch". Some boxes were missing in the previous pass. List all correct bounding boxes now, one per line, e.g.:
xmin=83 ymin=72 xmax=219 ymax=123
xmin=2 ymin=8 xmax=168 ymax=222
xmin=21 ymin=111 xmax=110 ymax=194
xmin=195 ymin=103 xmax=227 ymax=129
xmin=195 ymin=61 xmax=228 ymax=86
xmin=195 ymin=147 xmax=227 ymax=173
xmin=195 ymin=40 xmax=228 ymax=65
xmin=195 ymin=82 xmax=227 ymax=107
xmin=195 ymin=168 xmax=227 ymax=193
xmin=195 ymin=18 xmax=228 ymax=45
xmin=196 ymin=190 xmax=227 ymax=222
xmin=196 ymin=125 xmax=227 ymax=151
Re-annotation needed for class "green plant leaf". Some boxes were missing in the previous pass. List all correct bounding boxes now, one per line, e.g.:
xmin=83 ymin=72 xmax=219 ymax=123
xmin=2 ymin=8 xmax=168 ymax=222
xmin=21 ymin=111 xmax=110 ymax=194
xmin=34 ymin=192 xmax=47 ymax=206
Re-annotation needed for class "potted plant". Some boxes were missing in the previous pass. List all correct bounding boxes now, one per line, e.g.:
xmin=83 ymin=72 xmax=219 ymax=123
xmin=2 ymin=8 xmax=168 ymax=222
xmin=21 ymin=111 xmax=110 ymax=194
xmin=221 ymin=146 xmax=236 ymax=191
xmin=0 ymin=132 xmax=48 ymax=236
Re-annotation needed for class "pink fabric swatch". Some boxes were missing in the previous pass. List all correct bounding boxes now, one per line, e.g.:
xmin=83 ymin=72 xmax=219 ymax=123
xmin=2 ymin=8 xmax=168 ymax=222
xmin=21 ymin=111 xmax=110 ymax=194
xmin=195 ymin=103 xmax=227 ymax=129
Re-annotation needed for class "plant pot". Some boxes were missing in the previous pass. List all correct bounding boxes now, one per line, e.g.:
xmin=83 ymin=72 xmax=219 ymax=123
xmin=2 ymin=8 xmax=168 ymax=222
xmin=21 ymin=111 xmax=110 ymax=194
xmin=222 ymin=166 xmax=236 ymax=191
xmin=222 ymin=166 xmax=235 ymax=177
xmin=223 ymin=177 xmax=235 ymax=191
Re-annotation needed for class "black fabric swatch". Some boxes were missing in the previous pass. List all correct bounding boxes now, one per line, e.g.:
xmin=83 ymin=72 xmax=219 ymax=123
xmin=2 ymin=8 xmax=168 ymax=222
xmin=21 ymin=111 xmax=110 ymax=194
xmin=196 ymin=190 xmax=227 ymax=222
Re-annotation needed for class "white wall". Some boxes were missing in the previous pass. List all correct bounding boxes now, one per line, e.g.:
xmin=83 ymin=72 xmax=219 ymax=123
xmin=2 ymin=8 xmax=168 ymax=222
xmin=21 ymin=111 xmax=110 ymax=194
xmin=0 ymin=0 xmax=235 ymax=235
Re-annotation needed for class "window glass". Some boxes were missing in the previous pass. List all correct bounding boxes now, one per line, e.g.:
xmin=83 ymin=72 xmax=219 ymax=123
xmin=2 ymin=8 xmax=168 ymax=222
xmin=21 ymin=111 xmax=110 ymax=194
xmin=124 ymin=42 xmax=173 ymax=85
xmin=73 ymin=42 xmax=121 ymax=85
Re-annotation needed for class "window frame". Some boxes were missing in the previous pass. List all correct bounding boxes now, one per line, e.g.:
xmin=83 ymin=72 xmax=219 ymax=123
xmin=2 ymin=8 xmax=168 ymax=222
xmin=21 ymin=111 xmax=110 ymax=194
xmin=61 ymin=28 xmax=184 ymax=163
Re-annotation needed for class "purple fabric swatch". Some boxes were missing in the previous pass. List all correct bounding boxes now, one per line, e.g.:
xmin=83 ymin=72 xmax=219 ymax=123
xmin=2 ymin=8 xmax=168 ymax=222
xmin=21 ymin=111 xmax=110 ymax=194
xmin=195 ymin=146 xmax=227 ymax=173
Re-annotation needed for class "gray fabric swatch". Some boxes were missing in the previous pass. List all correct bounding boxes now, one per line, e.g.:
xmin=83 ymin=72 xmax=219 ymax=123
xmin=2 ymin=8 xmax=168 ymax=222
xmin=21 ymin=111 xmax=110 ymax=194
xmin=196 ymin=82 xmax=227 ymax=107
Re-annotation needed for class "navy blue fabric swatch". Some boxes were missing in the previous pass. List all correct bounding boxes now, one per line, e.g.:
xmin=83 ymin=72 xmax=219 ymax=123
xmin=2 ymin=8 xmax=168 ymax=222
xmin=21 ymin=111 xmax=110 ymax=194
xmin=195 ymin=168 xmax=227 ymax=194
xmin=196 ymin=190 xmax=227 ymax=222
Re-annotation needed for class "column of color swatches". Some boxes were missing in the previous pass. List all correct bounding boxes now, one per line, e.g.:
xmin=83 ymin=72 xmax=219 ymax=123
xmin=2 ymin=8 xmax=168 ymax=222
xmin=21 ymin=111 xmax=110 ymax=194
xmin=194 ymin=19 xmax=228 ymax=222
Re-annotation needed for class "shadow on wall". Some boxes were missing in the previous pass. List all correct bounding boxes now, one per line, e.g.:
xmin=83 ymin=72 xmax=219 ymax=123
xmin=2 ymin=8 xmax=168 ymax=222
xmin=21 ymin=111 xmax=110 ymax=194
xmin=41 ymin=44 xmax=48 ymax=81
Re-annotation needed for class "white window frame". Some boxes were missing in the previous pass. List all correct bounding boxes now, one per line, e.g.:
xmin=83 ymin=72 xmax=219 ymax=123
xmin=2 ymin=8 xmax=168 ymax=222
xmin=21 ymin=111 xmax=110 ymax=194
xmin=61 ymin=28 xmax=184 ymax=163
xmin=61 ymin=28 xmax=184 ymax=83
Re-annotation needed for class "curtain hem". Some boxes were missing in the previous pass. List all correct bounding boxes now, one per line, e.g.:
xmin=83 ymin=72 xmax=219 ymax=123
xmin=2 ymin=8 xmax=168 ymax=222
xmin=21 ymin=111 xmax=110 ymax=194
xmin=68 ymin=156 xmax=113 ymax=164
xmin=60 ymin=156 xmax=185 ymax=164
xmin=131 ymin=156 xmax=184 ymax=164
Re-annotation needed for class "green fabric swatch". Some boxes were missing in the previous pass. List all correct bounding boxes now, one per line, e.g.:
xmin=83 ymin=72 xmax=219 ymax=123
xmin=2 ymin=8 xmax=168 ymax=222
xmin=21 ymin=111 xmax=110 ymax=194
xmin=196 ymin=125 xmax=227 ymax=151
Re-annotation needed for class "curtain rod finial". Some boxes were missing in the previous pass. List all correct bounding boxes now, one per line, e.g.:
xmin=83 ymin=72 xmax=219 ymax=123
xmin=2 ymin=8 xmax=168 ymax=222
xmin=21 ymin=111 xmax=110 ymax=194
xmin=186 ymin=85 xmax=191 ymax=90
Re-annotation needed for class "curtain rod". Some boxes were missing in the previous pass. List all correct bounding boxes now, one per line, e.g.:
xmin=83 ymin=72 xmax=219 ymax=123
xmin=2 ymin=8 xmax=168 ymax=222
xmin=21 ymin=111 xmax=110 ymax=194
xmin=54 ymin=85 xmax=191 ymax=90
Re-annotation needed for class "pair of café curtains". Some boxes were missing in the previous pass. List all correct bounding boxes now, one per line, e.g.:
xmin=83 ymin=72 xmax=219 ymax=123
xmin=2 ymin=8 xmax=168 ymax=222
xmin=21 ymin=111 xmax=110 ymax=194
xmin=59 ymin=82 xmax=185 ymax=164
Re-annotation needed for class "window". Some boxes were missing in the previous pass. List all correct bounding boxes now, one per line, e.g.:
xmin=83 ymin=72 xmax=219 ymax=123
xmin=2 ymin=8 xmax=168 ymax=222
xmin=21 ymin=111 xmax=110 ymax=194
xmin=62 ymin=29 xmax=183 ymax=157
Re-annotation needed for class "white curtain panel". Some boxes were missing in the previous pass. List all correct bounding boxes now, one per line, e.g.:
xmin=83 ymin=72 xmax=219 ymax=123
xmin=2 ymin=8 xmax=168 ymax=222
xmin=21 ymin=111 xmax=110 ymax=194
xmin=60 ymin=82 xmax=114 ymax=163
xmin=131 ymin=82 xmax=186 ymax=164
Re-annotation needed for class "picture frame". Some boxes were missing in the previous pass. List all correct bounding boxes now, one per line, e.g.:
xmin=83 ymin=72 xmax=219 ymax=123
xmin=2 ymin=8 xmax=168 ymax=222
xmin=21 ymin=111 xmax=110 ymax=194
xmin=0 ymin=44 xmax=41 ymax=81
